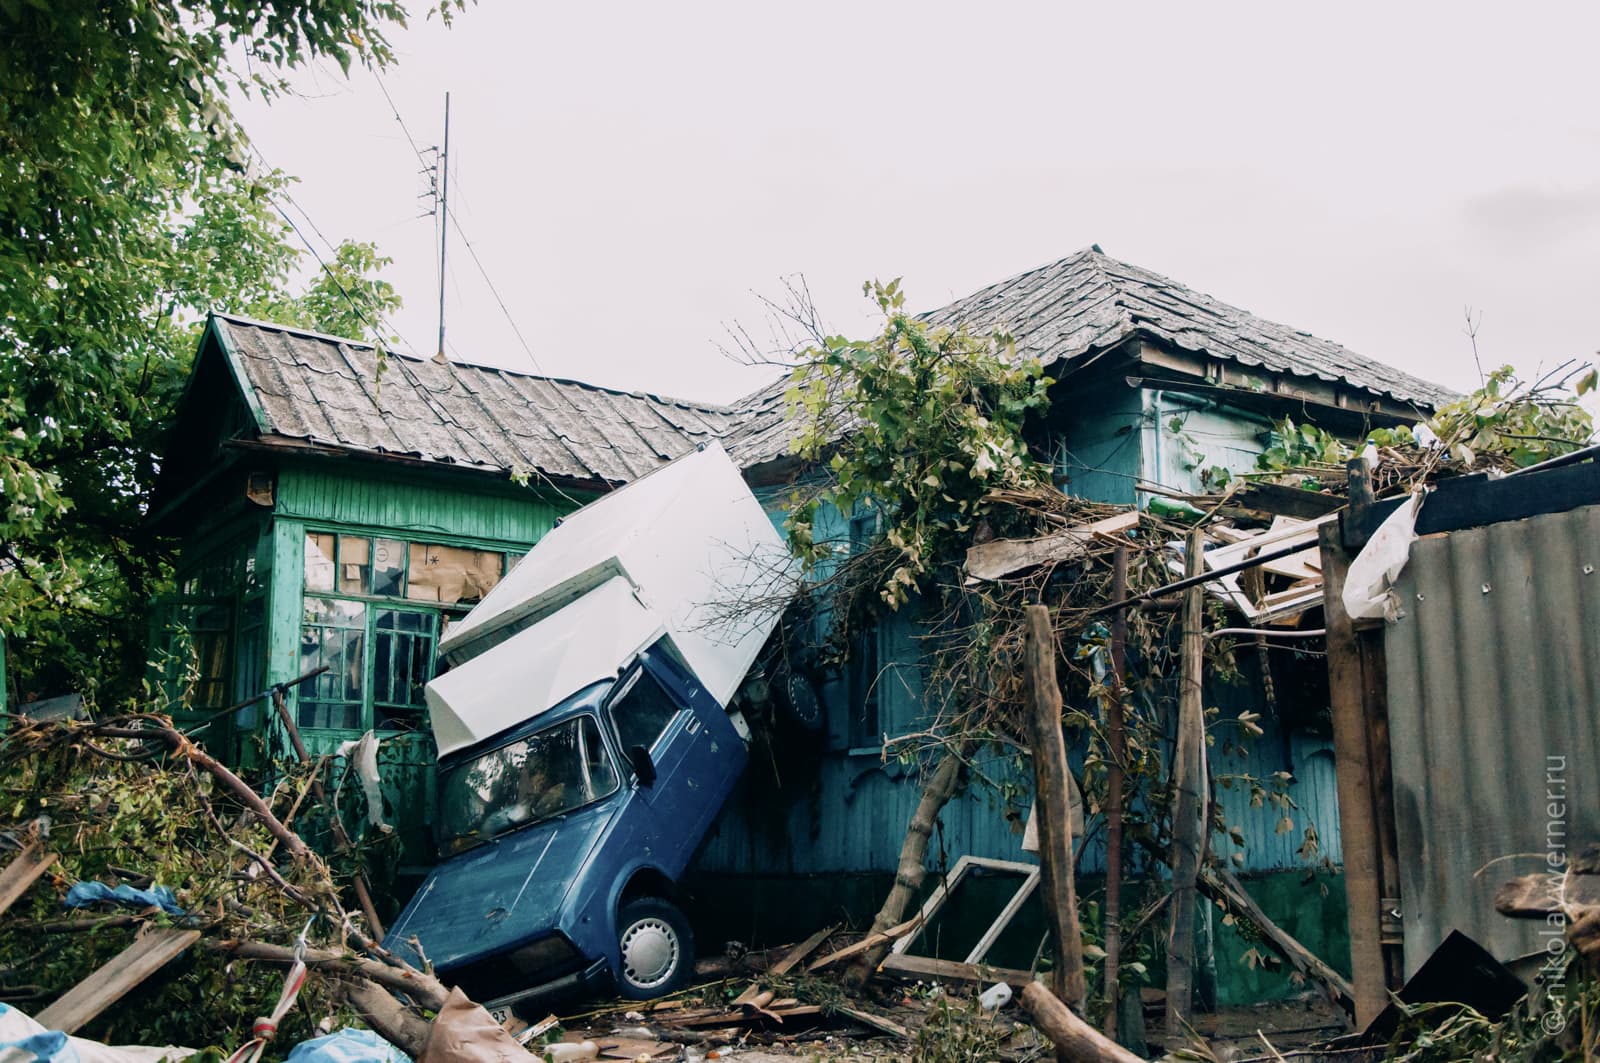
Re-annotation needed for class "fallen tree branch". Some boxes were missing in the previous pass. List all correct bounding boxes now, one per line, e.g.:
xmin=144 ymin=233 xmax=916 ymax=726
xmin=342 ymin=977 xmax=432 ymax=1057
xmin=1020 ymin=980 xmax=1144 ymax=1063
xmin=215 ymin=940 xmax=450 ymax=1012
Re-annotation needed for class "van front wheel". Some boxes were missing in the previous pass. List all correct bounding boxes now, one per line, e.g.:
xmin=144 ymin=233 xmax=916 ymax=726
xmin=616 ymin=897 xmax=694 ymax=999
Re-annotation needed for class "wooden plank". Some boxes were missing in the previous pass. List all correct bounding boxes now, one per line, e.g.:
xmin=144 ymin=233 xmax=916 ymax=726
xmin=964 ymin=512 xmax=1139 ymax=582
xmin=1164 ymin=528 xmax=1207 ymax=1046
xmin=878 ymin=952 xmax=1035 ymax=987
xmin=835 ymin=1006 xmax=910 ymax=1040
xmin=0 ymin=843 xmax=58 ymax=919
xmin=807 ymin=917 xmax=921 ymax=972
xmin=1234 ymin=481 xmax=1345 ymax=520
xmin=37 ymin=927 xmax=201 ymax=1033
xmin=765 ymin=924 xmax=837 ymax=977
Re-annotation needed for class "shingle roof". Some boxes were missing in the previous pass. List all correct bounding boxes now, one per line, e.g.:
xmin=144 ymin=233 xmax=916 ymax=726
xmin=721 ymin=246 xmax=1456 ymax=468
xmin=214 ymin=314 xmax=738 ymax=485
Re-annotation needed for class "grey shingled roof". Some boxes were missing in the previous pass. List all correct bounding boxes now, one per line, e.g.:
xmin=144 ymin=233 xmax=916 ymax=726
xmin=214 ymin=314 xmax=738 ymax=485
xmin=720 ymin=246 xmax=1456 ymax=468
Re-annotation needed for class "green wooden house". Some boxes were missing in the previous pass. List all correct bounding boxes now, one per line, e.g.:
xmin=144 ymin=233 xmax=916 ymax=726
xmin=152 ymin=248 xmax=1450 ymax=999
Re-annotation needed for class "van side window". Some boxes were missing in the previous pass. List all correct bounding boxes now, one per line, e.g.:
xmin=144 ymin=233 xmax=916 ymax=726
xmin=611 ymin=669 xmax=681 ymax=755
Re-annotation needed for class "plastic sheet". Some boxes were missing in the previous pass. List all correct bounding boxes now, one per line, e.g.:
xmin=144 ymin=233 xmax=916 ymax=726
xmin=62 ymin=883 xmax=184 ymax=916
xmin=284 ymin=1029 xmax=408 ymax=1063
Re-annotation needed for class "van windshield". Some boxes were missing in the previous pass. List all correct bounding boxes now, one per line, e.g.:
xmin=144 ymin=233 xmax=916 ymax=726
xmin=439 ymin=715 xmax=619 ymax=853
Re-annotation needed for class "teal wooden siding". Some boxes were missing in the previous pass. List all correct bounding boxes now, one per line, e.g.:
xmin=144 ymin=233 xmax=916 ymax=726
xmin=1052 ymin=380 xmax=1146 ymax=505
xmin=1142 ymin=392 xmax=1271 ymax=496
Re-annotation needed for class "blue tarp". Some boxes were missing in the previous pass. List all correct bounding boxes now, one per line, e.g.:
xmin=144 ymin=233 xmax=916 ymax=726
xmin=285 ymin=1029 xmax=408 ymax=1063
xmin=62 ymin=882 xmax=185 ymax=916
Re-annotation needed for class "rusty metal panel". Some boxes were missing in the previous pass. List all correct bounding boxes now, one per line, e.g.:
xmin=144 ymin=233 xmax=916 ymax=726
xmin=1383 ymin=504 xmax=1600 ymax=975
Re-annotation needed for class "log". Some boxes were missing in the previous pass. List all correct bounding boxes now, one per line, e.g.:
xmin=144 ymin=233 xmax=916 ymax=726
xmin=1166 ymin=527 xmax=1207 ymax=1044
xmin=1024 ymin=605 xmax=1087 ymax=1018
xmin=1020 ymin=981 xmax=1145 ymax=1063
xmin=345 ymin=976 xmax=432 ymax=1057
xmin=843 ymin=743 xmax=972 ymax=989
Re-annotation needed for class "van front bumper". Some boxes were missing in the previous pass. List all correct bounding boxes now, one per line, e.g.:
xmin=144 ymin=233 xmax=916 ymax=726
xmin=483 ymin=955 xmax=614 ymax=1019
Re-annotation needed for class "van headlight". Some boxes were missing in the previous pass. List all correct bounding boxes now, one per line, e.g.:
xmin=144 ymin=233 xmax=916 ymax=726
xmin=508 ymin=935 xmax=579 ymax=974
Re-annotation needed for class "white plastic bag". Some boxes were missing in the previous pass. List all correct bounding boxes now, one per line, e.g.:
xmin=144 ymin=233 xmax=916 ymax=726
xmin=1342 ymin=490 xmax=1422 ymax=622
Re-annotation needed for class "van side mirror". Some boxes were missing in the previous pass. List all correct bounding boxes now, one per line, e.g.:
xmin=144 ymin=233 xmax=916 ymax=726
xmin=628 ymin=744 xmax=657 ymax=786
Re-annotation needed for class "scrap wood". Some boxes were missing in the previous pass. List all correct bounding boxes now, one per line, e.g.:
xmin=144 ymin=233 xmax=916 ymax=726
xmin=834 ymin=1005 xmax=910 ymax=1040
xmin=807 ymin=916 xmax=921 ymax=972
xmin=728 ymin=923 xmax=837 ymax=1007
xmin=0 ymin=842 xmax=59 ymax=919
xmin=964 ymin=512 xmax=1140 ymax=583
xmin=35 ymin=926 xmax=201 ymax=1034
xmin=667 ymin=1005 xmax=823 ymax=1029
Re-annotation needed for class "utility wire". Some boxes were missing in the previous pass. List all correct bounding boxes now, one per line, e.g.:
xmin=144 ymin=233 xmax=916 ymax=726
xmin=446 ymin=203 xmax=545 ymax=377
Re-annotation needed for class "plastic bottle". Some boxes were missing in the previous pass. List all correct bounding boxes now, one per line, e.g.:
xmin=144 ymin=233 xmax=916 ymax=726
xmin=1147 ymin=496 xmax=1205 ymax=523
xmin=541 ymin=1042 xmax=598 ymax=1061
xmin=978 ymin=982 xmax=1012 ymax=1010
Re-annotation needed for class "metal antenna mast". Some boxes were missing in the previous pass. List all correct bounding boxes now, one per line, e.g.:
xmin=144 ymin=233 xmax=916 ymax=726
xmin=436 ymin=92 xmax=452 ymax=360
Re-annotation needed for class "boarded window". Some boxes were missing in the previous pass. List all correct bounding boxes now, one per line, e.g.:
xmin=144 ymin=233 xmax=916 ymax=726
xmin=405 ymin=543 xmax=505 ymax=605
xmin=305 ymin=533 xmax=336 ymax=593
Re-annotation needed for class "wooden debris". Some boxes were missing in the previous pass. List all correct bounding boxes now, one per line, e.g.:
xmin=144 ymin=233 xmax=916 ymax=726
xmin=766 ymin=923 xmax=836 ymax=975
xmin=965 ymin=512 xmax=1139 ymax=583
xmin=878 ymin=952 xmax=1034 ymax=986
xmin=0 ymin=842 xmax=59 ymax=919
xmin=807 ymin=917 xmax=920 ymax=972
xmin=1020 ymin=981 xmax=1144 ymax=1063
xmin=36 ymin=926 xmax=201 ymax=1033
xmin=834 ymin=1006 xmax=910 ymax=1040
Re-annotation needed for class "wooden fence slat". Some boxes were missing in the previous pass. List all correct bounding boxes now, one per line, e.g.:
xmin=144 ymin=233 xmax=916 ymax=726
xmin=0 ymin=842 xmax=59 ymax=919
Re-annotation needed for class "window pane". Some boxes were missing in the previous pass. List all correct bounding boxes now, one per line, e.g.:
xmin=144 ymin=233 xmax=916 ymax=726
xmin=305 ymin=533 xmax=336 ymax=593
xmin=338 ymin=535 xmax=371 ymax=596
xmin=299 ymin=598 xmax=366 ymax=729
xmin=373 ymin=608 xmax=437 ymax=729
xmin=610 ymin=669 xmax=680 ymax=756
xmin=406 ymin=543 xmax=505 ymax=605
xmin=372 ymin=538 xmax=405 ymax=597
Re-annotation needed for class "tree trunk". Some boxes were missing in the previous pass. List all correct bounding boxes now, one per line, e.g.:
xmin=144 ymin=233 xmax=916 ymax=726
xmin=1020 ymin=981 xmax=1145 ymax=1063
xmin=343 ymin=977 xmax=432 ymax=1057
xmin=1101 ymin=545 xmax=1129 ymax=1038
xmin=1023 ymin=605 xmax=1087 ymax=1020
xmin=843 ymin=742 xmax=971 ymax=989
xmin=1165 ymin=527 xmax=1207 ymax=1045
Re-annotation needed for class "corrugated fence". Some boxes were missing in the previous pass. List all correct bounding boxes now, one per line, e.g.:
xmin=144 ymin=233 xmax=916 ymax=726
xmin=1384 ymin=503 xmax=1600 ymax=974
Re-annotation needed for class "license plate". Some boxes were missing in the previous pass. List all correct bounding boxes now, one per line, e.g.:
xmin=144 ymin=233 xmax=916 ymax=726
xmin=489 ymin=1006 xmax=511 ymax=1026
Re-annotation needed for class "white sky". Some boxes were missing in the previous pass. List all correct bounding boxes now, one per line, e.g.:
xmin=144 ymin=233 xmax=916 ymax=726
xmin=233 ymin=1 xmax=1600 ymax=407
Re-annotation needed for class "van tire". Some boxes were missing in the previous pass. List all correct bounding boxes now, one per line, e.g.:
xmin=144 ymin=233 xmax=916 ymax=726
xmin=615 ymin=897 xmax=694 ymax=999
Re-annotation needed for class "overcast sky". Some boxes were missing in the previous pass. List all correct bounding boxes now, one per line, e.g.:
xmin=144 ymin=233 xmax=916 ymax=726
xmin=232 ymin=2 xmax=1600 ymax=408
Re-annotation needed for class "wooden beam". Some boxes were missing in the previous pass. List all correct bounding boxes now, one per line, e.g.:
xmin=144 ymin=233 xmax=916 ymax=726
xmin=1023 ymin=604 xmax=1087 ymax=1024
xmin=37 ymin=927 xmax=201 ymax=1033
xmin=766 ymin=924 xmax=837 ymax=977
xmin=835 ymin=1006 xmax=910 ymax=1040
xmin=1319 ymin=523 xmax=1388 ymax=1026
xmin=0 ymin=842 xmax=59 ymax=919
xmin=877 ymin=952 xmax=1036 ymax=988
xmin=1101 ymin=545 xmax=1129 ymax=1040
xmin=807 ymin=917 xmax=920 ymax=973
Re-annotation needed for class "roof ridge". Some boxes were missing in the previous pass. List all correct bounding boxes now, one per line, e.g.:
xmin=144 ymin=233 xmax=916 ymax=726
xmin=214 ymin=311 xmax=735 ymax=415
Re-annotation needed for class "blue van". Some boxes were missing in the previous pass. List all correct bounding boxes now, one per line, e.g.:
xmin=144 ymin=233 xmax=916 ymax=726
xmin=383 ymin=641 xmax=748 ymax=1014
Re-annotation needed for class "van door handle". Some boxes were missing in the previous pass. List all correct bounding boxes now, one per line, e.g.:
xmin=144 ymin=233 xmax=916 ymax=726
xmin=686 ymin=717 xmax=702 ymax=735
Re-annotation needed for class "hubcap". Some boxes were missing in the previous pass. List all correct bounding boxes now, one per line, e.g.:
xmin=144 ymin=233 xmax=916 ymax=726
xmin=620 ymin=917 xmax=679 ymax=990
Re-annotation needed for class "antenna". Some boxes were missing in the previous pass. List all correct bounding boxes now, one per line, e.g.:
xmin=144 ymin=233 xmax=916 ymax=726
xmin=435 ymin=92 xmax=452 ymax=361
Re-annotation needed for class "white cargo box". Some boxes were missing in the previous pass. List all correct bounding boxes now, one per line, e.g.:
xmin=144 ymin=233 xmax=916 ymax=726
xmin=427 ymin=442 xmax=791 ymax=756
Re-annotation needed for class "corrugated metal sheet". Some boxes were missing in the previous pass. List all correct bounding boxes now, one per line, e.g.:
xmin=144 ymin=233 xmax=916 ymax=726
xmin=722 ymin=247 xmax=1455 ymax=468
xmin=1384 ymin=505 xmax=1600 ymax=974
xmin=214 ymin=314 xmax=739 ymax=485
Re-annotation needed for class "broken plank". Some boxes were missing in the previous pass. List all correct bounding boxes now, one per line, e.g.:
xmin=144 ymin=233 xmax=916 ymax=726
xmin=807 ymin=917 xmax=921 ymax=973
xmin=669 ymin=1005 xmax=823 ymax=1028
xmin=878 ymin=953 xmax=1035 ymax=988
xmin=766 ymin=923 xmax=837 ymax=977
xmin=36 ymin=927 xmax=201 ymax=1033
xmin=835 ymin=1006 xmax=910 ymax=1040
xmin=0 ymin=843 xmax=59 ymax=919
xmin=964 ymin=512 xmax=1139 ymax=582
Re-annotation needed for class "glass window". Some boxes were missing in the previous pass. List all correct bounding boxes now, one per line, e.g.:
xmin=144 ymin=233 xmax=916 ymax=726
xmin=610 ymin=668 xmax=681 ymax=756
xmin=438 ymin=715 xmax=618 ymax=852
xmin=299 ymin=597 xmax=367 ymax=729
xmin=372 ymin=609 xmax=437 ymax=729
xmin=406 ymin=543 xmax=505 ymax=605
xmin=305 ymin=533 xmax=336 ymax=593
xmin=372 ymin=538 xmax=405 ymax=597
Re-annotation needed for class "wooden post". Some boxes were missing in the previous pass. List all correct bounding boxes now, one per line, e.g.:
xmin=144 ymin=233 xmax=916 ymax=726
xmin=1101 ymin=545 xmax=1129 ymax=1039
xmin=1319 ymin=522 xmax=1393 ymax=1025
xmin=1024 ymin=604 xmax=1088 ymax=1020
xmin=1166 ymin=527 xmax=1206 ymax=1044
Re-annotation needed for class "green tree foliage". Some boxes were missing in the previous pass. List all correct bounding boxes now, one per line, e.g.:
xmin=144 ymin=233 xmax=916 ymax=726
xmin=785 ymin=280 xmax=1052 ymax=609
xmin=0 ymin=1 xmax=453 ymax=703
